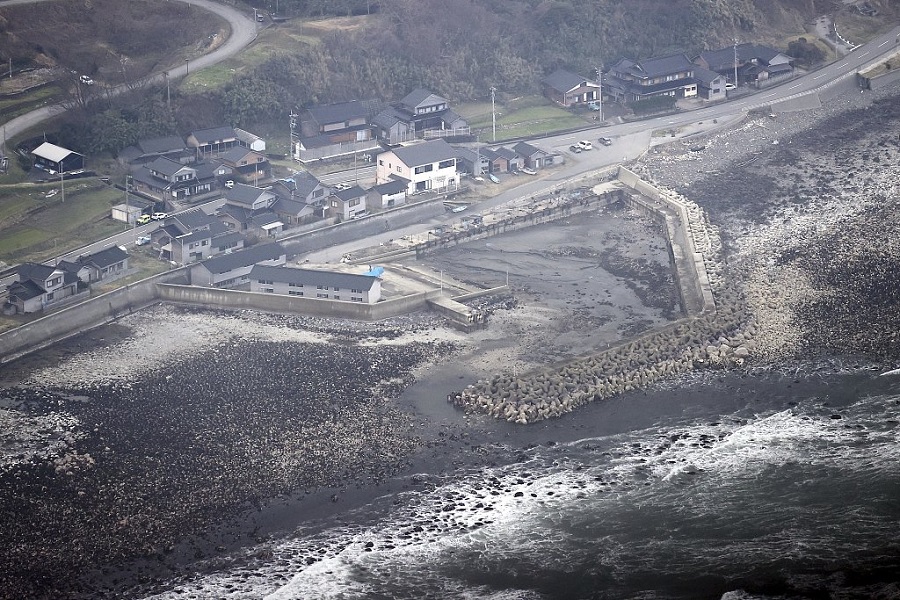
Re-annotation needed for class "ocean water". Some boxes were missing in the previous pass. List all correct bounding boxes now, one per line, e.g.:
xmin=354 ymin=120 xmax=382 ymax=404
xmin=142 ymin=373 xmax=900 ymax=600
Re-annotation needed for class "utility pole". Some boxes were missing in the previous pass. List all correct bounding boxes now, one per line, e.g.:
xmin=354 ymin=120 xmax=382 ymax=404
xmin=490 ymin=86 xmax=497 ymax=142
xmin=733 ymin=37 xmax=738 ymax=89
xmin=596 ymin=64 xmax=603 ymax=122
xmin=60 ymin=169 xmax=65 ymax=203
xmin=165 ymin=71 xmax=170 ymax=109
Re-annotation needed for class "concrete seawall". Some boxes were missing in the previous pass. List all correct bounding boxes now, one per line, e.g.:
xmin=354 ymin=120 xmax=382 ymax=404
xmin=0 ymin=269 xmax=188 ymax=365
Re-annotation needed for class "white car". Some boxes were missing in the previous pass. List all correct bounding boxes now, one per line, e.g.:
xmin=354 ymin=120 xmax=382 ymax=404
xmin=577 ymin=140 xmax=593 ymax=151
xmin=151 ymin=212 xmax=169 ymax=221
xmin=135 ymin=235 xmax=152 ymax=246
xmin=224 ymin=180 xmax=235 ymax=189
xmin=79 ymin=75 xmax=94 ymax=85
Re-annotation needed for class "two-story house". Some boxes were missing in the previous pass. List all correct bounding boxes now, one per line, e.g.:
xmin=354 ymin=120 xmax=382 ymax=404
xmin=6 ymin=262 xmax=80 ymax=313
xmin=293 ymin=100 xmax=380 ymax=162
xmin=372 ymin=89 xmax=469 ymax=144
xmin=58 ymin=246 xmax=130 ymax=284
xmin=151 ymin=209 xmax=237 ymax=264
xmin=186 ymin=126 xmax=239 ymax=159
xmin=249 ymin=264 xmax=382 ymax=304
xmin=606 ymin=53 xmax=698 ymax=103
xmin=118 ymin=135 xmax=192 ymax=166
xmin=218 ymin=183 xmax=291 ymax=237
xmin=131 ymin=156 xmax=214 ymax=202
xmin=541 ymin=69 xmax=601 ymax=107
xmin=375 ymin=139 xmax=459 ymax=194
xmin=329 ymin=185 xmax=368 ymax=221
xmin=695 ymin=43 xmax=794 ymax=88
xmin=219 ymin=146 xmax=270 ymax=185
xmin=189 ymin=242 xmax=287 ymax=288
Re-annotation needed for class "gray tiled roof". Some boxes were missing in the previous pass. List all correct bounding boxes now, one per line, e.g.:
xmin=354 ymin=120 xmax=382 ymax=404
xmin=190 ymin=126 xmax=237 ymax=144
xmin=146 ymin=156 xmax=192 ymax=177
xmin=250 ymin=264 xmax=378 ymax=291
xmin=390 ymin=139 xmax=457 ymax=167
xmin=371 ymin=178 xmax=407 ymax=195
xmin=612 ymin=53 xmax=694 ymax=79
xmin=399 ymin=88 xmax=445 ymax=111
xmin=693 ymin=66 xmax=724 ymax=85
xmin=333 ymin=185 xmax=366 ymax=201
xmin=78 ymin=245 xmax=128 ymax=268
xmin=200 ymin=243 xmax=286 ymax=274
xmin=542 ymin=68 xmax=596 ymax=93
xmin=306 ymin=100 xmax=369 ymax=125
xmin=138 ymin=136 xmax=187 ymax=155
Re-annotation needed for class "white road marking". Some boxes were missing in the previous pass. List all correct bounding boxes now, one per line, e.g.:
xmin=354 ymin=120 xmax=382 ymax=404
xmin=878 ymin=40 xmax=889 ymax=47
xmin=789 ymin=83 xmax=802 ymax=89
xmin=837 ymin=63 xmax=848 ymax=69
xmin=858 ymin=51 xmax=869 ymax=58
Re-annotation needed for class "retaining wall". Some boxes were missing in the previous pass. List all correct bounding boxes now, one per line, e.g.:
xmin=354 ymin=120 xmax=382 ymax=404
xmin=157 ymin=284 xmax=440 ymax=321
xmin=0 ymin=269 xmax=188 ymax=364
xmin=616 ymin=167 xmax=716 ymax=316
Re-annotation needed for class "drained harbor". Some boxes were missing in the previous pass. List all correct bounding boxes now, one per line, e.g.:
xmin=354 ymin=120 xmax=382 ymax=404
xmin=0 ymin=80 xmax=899 ymax=598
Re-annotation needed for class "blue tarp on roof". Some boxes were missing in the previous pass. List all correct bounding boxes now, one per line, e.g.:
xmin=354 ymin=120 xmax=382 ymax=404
xmin=364 ymin=266 xmax=384 ymax=277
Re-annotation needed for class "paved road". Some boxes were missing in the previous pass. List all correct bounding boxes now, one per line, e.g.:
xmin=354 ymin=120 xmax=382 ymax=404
xmin=303 ymin=24 xmax=900 ymax=263
xmin=0 ymin=0 xmax=258 ymax=150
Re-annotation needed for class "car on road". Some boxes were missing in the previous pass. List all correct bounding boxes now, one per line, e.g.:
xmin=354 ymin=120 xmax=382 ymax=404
xmin=598 ymin=137 xmax=613 ymax=146
xmin=136 ymin=214 xmax=152 ymax=225
xmin=578 ymin=140 xmax=593 ymax=151
xmin=151 ymin=212 xmax=169 ymax=221
xmin=725 ymin=83 xmax=736 ymax=91
xmin=45 ymin=189 xmax=58 ymax=198
xmin=569 ymin=145 xmax=582 ymax=153
xmin=135 ymin=235 xmax=152 ymax=246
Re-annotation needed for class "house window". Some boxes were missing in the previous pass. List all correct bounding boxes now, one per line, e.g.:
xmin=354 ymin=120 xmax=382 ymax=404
xmin=258 ymin=279 xmax=273 ymax=285
xmin=317 ymin=293 xmax=328 ymax=298
xmin=46 ymin=292 xmax=54 ymax=301
xmin=414 ymin=164 xmax=434 ymax=174
xmin=379 ymin=159 xmax=384 ymax=166
xmin=352 ymin=296 xmax=362 ymax=302
xmin=289 ymin=290 xmax=304 ymax=296
xmin=333 ymin=295 xmax=340 ymax=300
xmin=351 ymin=288 xmax=362 ymax=293
xmin=313 ymin=188 xmax=324 ymax=198
xmin=202 ymin=240 xmax=208 ymax=246
xmin=263 ymin=287 xmax=274 ymax=293
xmin=438 ymin=159 xmax=455 ymax=169
xmin=289 ymin=282 xmax=303 ymax=287
xmin=349 ymin=198 xmax=360 ymax=207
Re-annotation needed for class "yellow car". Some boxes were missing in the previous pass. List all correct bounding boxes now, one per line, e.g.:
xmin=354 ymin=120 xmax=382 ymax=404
xmin=137 ymin=214 xmax=152 ymax=225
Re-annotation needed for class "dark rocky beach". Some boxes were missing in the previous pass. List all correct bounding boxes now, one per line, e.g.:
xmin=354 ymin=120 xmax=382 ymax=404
xmin=1 ymin=81 xmax=899 ymax=599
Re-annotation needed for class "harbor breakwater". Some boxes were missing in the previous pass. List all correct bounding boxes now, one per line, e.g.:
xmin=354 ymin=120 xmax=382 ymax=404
xmin=449 ymin=167 xmax=759 ymax=423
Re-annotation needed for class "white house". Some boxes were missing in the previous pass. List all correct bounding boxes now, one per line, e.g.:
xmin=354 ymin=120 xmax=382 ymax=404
xmin=375 ymin=139 xmax=459 ymax=195
xmin=249 ymin=264 xmax=382 ymax=304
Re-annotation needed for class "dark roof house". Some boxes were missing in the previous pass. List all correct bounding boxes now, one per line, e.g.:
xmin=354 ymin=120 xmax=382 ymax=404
xmin=541 ymin=69 xmax=601 ymax=107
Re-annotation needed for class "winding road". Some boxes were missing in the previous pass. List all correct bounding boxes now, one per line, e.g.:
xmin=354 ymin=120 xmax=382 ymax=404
xmin=0 ymin=0 xmax=258 ymax=149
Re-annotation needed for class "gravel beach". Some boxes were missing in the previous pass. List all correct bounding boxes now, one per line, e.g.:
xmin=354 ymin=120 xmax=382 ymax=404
xmin=1 ymin=80 xmax=899 ymax=599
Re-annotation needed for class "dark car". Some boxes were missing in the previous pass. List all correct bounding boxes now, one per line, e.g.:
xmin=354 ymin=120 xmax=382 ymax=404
xmin=599 ymin=137 xmax=613 ymax=146
xmin=569 ymin=145 xmax=582 ymax=153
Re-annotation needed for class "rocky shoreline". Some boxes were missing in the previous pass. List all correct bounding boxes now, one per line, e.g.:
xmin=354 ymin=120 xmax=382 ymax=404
xmin=1 ymin=81 xmax=898 ymax=599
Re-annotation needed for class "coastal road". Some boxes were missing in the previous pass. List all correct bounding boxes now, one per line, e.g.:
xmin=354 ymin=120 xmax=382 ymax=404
xmin=304 ymin=24 xmax=900 ymax=263
xmin=0 ymin=0 xmax=258 ymax=149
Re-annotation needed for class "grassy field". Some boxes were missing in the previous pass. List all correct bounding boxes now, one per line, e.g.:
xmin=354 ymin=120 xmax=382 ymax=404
xmin=0 ymin=181 xmax=126 ymax=264
xmin=458 ymin=95 xmax=588 ymax=142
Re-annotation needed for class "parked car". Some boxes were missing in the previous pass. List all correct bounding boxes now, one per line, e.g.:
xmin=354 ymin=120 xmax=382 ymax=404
xmin=136 ymin=214 xmax=152 ymax=225
xmin=569 ymin=145 xmax=582 ymax=154
xmin=520 ymin=167 xmax=537 ymax=175
xmin=45 ymin=189 xmax=58 ymax=198
xmin=151 ymin=212 xmax=169 ymax=220
xmin=79 ymin=75 xmax=94 ymax=85
xmin=135 ymin=235 xmax=151 ymax=246
xmin=598 ymin=137 xmax=613 ymax=146
xmin=578 ymin=140 xmax=593 ymax=151
xmin=224 ymin=179 xmax=235 ymax=189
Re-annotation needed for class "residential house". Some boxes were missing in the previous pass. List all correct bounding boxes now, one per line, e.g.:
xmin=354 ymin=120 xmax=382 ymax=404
xmin=118 ymin=135 xmax=191 ymax=165
xmin=249 ymin=264 xmax=382 ymax=304
xmin=131 ymin=157 xmax=214 ymax=203
xmin=541 ymin=69 xmax=601 ymax=107
xmin=6 ymin=262 xmax=80 ymax=313
xmin=454 ymin=147 xmax=490 ymax=176
xmin=605 ymin=53 xmax=698 ymax=103
xmin=695 ymin=43 xmax=793 ymax=87
xmin=186 ymin=126 xmax=239 ymax=158
xmin=293 ymin=100 xmax=380 ymax=161
xmin=512 ymin=141 xmax=556 ymax=169
xmin=58 ymin=246 xmax=130 ymax=284
xmin=693 ymin=67 xmax=727 ymax=101
xmin=330 ymin=185 xmax=368 ymax=220
xmin=31 ymin=142 xmax=85 ymax=174
xmin=482 ymin=147 xmax=523 ymax=174
xmin=190 ymin=242 xmax=287 ymax=288
xmin=234 ymin=128 xmax=266 ymax=153
xmin=375 ymin=139 xmax=459 ymax=194
xmin=151 ymin=209 xmax=235 ymax=264
xmin=372 ymin=89 xmax=469 ymax=144
xmin=367 ymin=178 xmax=408 ymax=209
xmin=219 ymin=146 xmax=270 ymax=185
xmin=270 ymin=171 xmax=330 ymax=209
xmin=218 ymin=183 xmax=289 ymax=237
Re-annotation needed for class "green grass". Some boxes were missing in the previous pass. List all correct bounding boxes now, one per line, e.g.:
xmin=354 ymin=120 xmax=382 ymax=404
xmin=0 ymin=182 xmax=125 ymax=263
xmin=459 ymin=97 xmax=586 ymax=142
